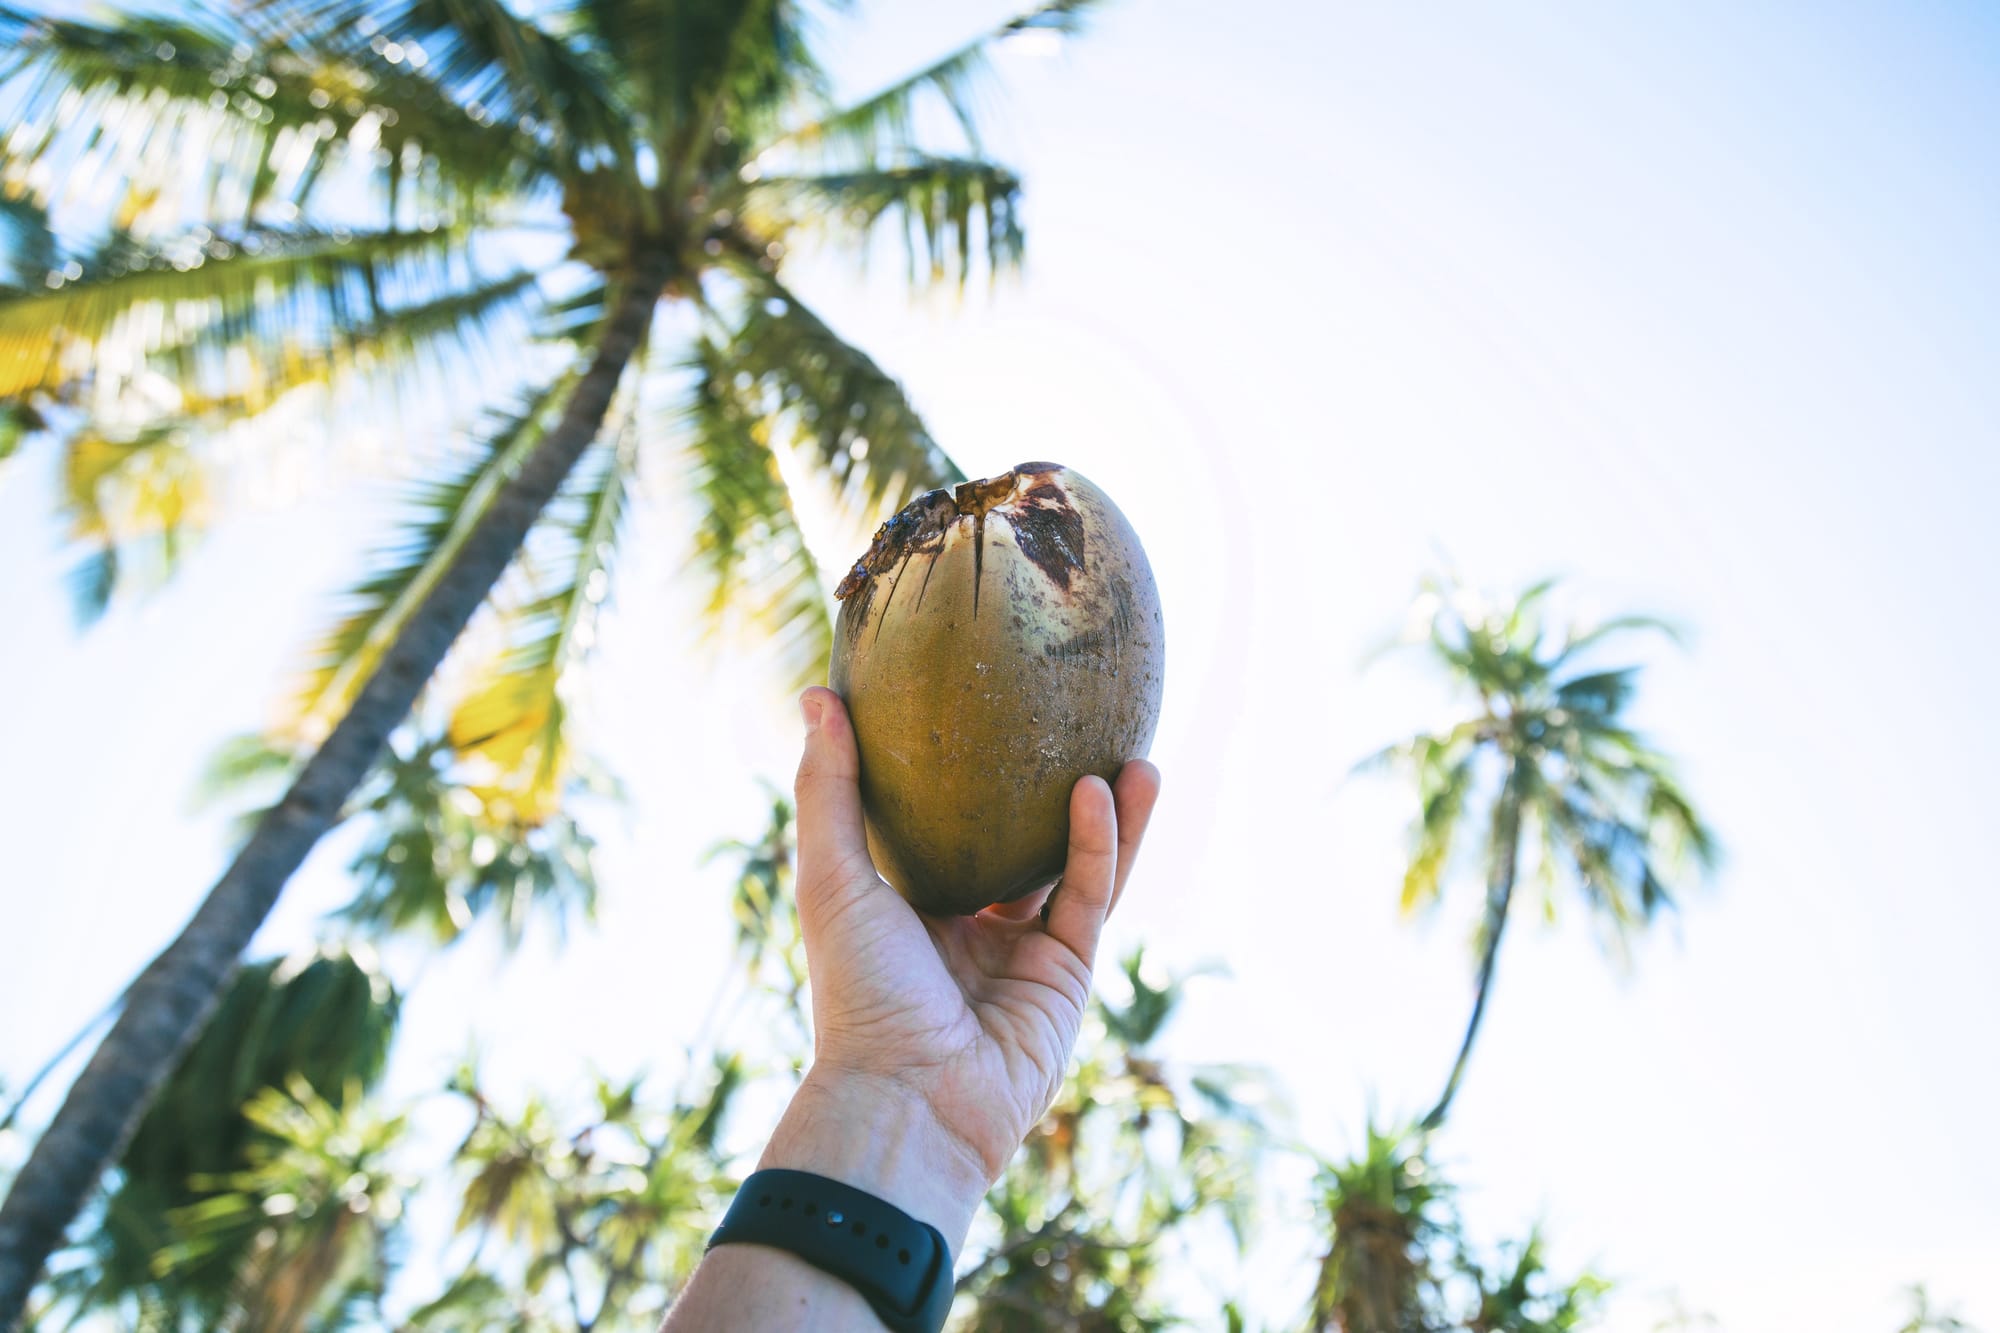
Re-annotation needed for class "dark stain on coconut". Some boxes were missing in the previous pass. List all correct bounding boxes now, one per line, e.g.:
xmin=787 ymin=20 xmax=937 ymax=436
xmin=1007 ymin=491 xmax=1086 ymax=592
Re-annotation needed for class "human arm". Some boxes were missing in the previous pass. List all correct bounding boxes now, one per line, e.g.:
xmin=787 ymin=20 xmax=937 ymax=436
xmin=661 ymin=686 xmax=1161 ymax=1331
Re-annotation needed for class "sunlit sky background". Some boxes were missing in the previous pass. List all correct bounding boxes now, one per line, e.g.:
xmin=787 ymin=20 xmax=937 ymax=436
xmin=4 ymin=1 xmax=1998 ymax=1328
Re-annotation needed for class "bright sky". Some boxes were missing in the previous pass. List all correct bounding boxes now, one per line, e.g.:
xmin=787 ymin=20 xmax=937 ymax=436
xmin=3 ymin=2 xmax=1997 ymax=1329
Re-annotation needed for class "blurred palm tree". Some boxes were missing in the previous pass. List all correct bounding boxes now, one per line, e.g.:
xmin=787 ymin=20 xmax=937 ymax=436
xmin=160 ymin=1080 xmax=411 ymax=1333
xmin=0 ymin=0 xmax=1100 ymax=1310
xmin=1367 ymin=577 xmax=1717 ymax=1131
xmin=30 ymin=946 xmax=399 ymax=1331
xmin=1458 ymin=1230 xmax=1608 ymax=1333
xmin=1897 ymin=1285 xmax=1979 ymax=1333
xmin=955 ymin=950 xmax=1271 ymax=1330
xmin=1306 ymin=1123 xmax=1446 ymax=1333
xmin=1306 ymin=1126 xmax=1607 ymax=1333
xmin=420 ymin=1058 xmax=743 ymax=1332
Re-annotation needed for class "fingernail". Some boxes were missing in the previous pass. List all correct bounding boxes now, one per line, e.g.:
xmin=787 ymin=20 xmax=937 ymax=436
xmin=800 ymin=692 xmax=824 ymax=732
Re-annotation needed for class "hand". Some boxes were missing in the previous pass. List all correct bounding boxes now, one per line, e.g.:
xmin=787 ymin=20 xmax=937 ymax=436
xmin=763 ymin=686 xmax=1162 ymax=1249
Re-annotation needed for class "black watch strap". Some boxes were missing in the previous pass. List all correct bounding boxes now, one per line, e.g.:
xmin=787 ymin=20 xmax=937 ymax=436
xmin=707 ymin=1168 xmax=955 ymax=1333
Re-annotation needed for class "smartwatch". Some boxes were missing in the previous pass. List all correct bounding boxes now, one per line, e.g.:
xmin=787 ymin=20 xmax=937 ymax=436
xmin=706 ymin=1168 xmax=955 ymax=1332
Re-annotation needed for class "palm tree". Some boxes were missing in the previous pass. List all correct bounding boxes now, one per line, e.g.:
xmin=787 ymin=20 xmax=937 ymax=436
xmin=31 ymin=946 xmax=400 ymax=1331
xmin=1369 ymin=577 xmax=1717 ymax=1132
xmin=0 ymin=0 xmax=1104 ymax=1317
xmin=431 ymin=1058 xmax=743 ymax=1332
xmin=158 ymin=1079 xmax=412 ymax=1333
xmin=1306 ymin=1123 xmax=1447 ymax=1333
xmin=1305 ymin=1126 xmax=1612 ymax=1333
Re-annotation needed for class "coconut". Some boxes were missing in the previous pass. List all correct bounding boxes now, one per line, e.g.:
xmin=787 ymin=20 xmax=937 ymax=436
xmin=829 ymin=461 xmax=1164 ymax=914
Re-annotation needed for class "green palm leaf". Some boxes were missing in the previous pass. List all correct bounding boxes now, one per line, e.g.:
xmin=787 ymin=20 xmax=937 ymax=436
xmin=35 ymin=262 xmax=538 ymax=622
xmin=160 ymin=1079 xmax=410 ymax=1333
xmin=1553 ymin=612 xmax=1685 ymax=665
xmin=726 ymin=275 xmax=962 ymax=505
xmin=290 ymin=377 xmax=570 ymax=741
xmin=0 ymin=225 xmax=473 ymax=399
xmin=624 ymin=0 xmax=827 ymax=188
xmin=683 ymin=342 xmax=834 ymax=691
xmin=58 ymin=421 xmax=209 ymax=624
xmin=746 ymin=156 xmax=1024 ymax=292
xmin=248 ymin=0 xmax=632 ymax=170
xmin=1308 ymin=1123 xmax=1449 ymax=1333
xmin=339 ymin=730 xmax=600 ymax=946
xmin=0 ymin=191 xmax=57 ymax=290
xmin=5 ymin=9 xmax=539 ymax=224
xmin=447 ymin=421 xmax=635 ymax=822
xmin=45 ymin=947 xmax=399 ymax=1331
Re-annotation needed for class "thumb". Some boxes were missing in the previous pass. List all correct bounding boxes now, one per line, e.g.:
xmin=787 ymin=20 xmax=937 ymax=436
xmin=793 ymin=686 xmax=875 ymax=907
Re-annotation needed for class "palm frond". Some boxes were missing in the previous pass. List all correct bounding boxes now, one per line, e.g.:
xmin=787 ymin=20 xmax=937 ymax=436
xmin=0 ymin=192 xmax=58 ymax=290
xmin=0 ymin=399 xmax=42 ymax=462
xmin=289 ymin=377 xmax=570 ymax=742
xmin=0 ymin=225 xmax=471 ymax=400
xmin=725 ymin=275 xmax=961 ymax=508
xmin=1403 ymin=740 xmax=1477 ymax=916
xmin=158 ymin=1078 xmax=408 ymax=1332
xmin=157 ymin=263 xmax=535 ymax=421
xmin=764 ymin=0 xmax=1104 ymax=163
xmin=67 ymin=947 xmax=399 ymax=1328
xmin=400 ymin=1271 xmax=516 ymax=1330
xmin=1356 ymin=721 xmax=1488 ymax=914
xmin=1502 ymin=575 xmax=1560 ymax=645
xmin=1568 ymin=722 xmax=1719 ymax=877
xmin=1543 ymin=781 xmax=1668 ymax=946
xmin=447 ymin=422 xmax=635 ymax=824
xmin=611 ymin=0 xmax=824 ymax=188
xmin=319 ymin=263 xmax=540 ymax=379
xmin=248 ymin=0 xmax=631 ymax=173
xmin=746 ymin=156 xmax=1023 ymax=291
xmin=340 ymin=730 xmax=600 ymax=947
xmin=1553 ymin=612 xmax=1684 ymax=666
xmin=58 ymin=421 xmax=209 ymax=624
xmin=450 ymin=1088 xmax=564 ymax=1249
xmin=1459 ymin=1228 xmax=1611 ymax=1333
xmin=682 ymin=340 xmax=834 ymax=691
xmin=1553 ymin=667 xmax=1638 ymax=720
xmin=1611 ymin=744 xmax=1720 ymax=876
xmin=5 ymin=9 xmax=540 ymax=227
xmin=34 ymin=263 xmax=536 ymax=618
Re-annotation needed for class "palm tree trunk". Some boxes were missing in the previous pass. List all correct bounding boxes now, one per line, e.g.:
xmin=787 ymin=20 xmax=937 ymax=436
xmin=0 ymin=258 xmax=672 ymax=1330
xmin=1420 ymin=763 xmax=1523 ymax=1133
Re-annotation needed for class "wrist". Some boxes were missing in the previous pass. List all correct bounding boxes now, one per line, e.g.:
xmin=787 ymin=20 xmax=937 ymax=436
xmin=760 ymin=1069 xmax=990 ymax=1254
